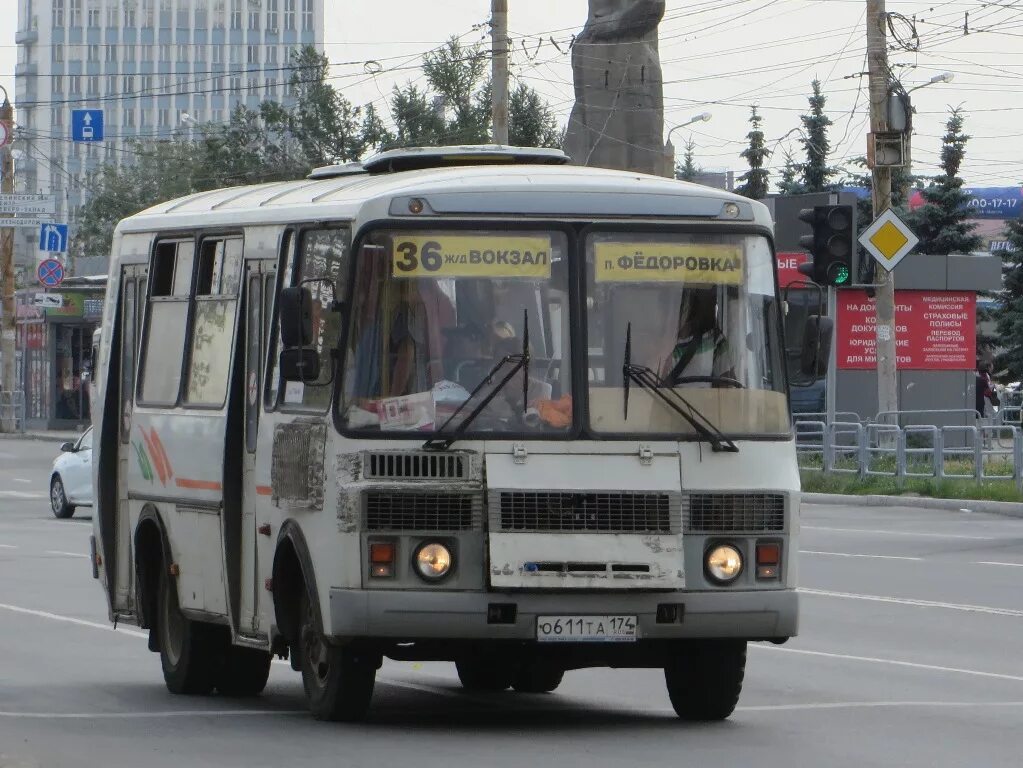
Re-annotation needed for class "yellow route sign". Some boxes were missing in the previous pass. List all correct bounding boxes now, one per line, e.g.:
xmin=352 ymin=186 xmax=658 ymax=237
xmin=858 ymin=208 xmax=919 ymax=272
xmin=593 ymin=242 xmax=744 ymax=284
xmin=390 ymin=234 xmax=552 ymax=279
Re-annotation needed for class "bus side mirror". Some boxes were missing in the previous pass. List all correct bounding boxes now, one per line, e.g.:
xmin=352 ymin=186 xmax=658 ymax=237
xmin=800 ymin=315 xmax=833 ymax=378
xmin=279 ymin=347 xmax=321 ymax=382
xmin=280 ymin=286 xmax=314 ymax=349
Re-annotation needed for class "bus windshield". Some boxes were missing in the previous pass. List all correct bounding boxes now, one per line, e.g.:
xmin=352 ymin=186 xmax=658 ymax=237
xmin=585 ymin=231 xmax=789 ymax=437
xmin=339 ymin=229 xmax=573 ymax=436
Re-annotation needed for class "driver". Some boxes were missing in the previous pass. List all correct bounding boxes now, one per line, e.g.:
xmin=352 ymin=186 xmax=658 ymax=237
xmin=661 ymin=288 xmax=735 ymax=386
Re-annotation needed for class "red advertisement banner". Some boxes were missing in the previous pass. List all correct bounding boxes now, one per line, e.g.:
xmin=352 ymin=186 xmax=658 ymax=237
xmin=836 ymin=290 xmax=976 ymax=370
xmin=776 ymin=251 xmax=810 ymax=288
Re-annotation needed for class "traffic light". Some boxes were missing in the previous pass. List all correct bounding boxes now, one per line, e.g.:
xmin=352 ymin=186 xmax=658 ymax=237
xmin=796 ymin=205 xmax=854 ymax=287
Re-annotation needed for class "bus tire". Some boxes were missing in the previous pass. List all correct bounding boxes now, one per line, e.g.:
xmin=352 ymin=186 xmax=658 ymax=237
xmin=216 ymin=646 xmax=272 ymax=697
xmin=455 ymin=659 xmax=513 ymax=692
xmin=298 ymin=592 xmax=375 ymax=722
xmin=158 ymin=569 xmax=219 ymax=695
xmin=511 ymin=662 xmax=564 ymax=694
xmin=664 ymin=640 xmax=746 ymax=721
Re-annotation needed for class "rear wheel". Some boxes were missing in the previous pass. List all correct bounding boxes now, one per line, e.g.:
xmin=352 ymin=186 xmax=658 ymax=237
xmin=216 ymin=646 xmax=272 ymax=697
xmin=664 ymin=640 xmax=746 ymax=721
xmin=455 ymin=659 xmax=514 ymax=692
xmin=511 ymin=662 xmax=564 ymax=694
xmin=158 ymin=569 xmax=220 ymax=695
xmin=50 ymin=475 xmax=75 ymax=519
xmin=298 ymin=592 xmax=376 ymax=721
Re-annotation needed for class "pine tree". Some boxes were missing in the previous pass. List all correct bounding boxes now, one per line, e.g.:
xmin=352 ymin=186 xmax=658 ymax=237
xmin=737 ymin=105 xmax=770 ymax=199
xmin=675 ymin=138 xmax=700 ymax=181
xmin=777 ymin=151 xmax=807 ymax=195
xmin=994 ymin=216 xmax=1023 ymax=380
xmin=904 ymin=107 xmax=982 ymax=255
xmin=800 ymin=79 xmax=835 ymax=192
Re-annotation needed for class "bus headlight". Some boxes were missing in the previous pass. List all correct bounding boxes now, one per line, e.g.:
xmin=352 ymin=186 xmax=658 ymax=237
xmin=705 ymin=544 xmax=743 ymax=584
xmin=414 ymin=542 xmax=453 ymax=581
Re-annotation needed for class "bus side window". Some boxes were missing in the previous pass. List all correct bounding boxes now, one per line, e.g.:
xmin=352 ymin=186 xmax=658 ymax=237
xmin=185 ymin=237 xmax=242 ymax=406
xmin=140 ymin=240 xmax=193 ymax=405
xmin=120 ymin=279 xmax=136 ymax=443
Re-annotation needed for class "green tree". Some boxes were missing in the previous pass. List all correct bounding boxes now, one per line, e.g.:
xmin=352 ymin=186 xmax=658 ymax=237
xmin=674 ymin=139 xmax=700 ymax=181
xmin=994 ymin=216 xmax=1023 ymax=380
xmin=777 ymin=151 xmax=807 ymax=195
xmin=904 ymin=107 xmax=982 ymax=255
xmin=800 ymin=79 xmax=835 ymax=193
xmin=736 ymin=105 xmax=770 ymax=199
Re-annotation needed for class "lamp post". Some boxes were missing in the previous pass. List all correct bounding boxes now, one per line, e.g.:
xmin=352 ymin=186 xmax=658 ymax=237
xmin=663 ymin=112 xmax=712 ymax=178
xmin=0 ymin=84 xmax=17 ymax=430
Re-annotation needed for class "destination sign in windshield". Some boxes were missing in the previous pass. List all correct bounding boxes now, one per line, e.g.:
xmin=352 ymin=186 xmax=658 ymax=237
xmin=391 ymin=233 xmax=552 ymax=279
xmin=593 ymin=241 xmax=744 ymax=284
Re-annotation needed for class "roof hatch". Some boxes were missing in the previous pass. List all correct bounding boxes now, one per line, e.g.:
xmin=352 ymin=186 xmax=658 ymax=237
xmin=307 ymin=144 xmax=570 ymax=179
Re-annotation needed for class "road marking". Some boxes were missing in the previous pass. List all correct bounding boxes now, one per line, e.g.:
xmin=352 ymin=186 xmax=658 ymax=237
xmin=0 ymin=491 xmax=47 ymax=500
xmin=977 ymin=561 xmax=1023 ymax=568
xmin=0 ymin=603 xmax=148 ymax=639
xmin=755 ymin=645 xmax=1023 ymax=683
xmin=800 ymin=550 xmax=923 ymax=561
xmin=44 ymin=550 xmax=88 ymax=559
xmin=13 ymin=478 xmax=31 ymax=484
xmin=0 ymin=710 xmax=304 ymax=720
xmin=799 ymin=588 xmax=1023 ymax=617
xmin=737 ymin=700 xmax=1023 ymax=712
xmin=0 ymin=544 xmax=17 ymax=549
xmin=803 ymin=525 xmax=1000 ymax=541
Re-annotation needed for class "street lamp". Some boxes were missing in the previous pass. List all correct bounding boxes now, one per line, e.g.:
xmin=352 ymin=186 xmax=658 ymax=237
xmin=908 ymin=71 xmax=954 ymax=94
xmin=664 ymin=112 xmax=712 ymax=177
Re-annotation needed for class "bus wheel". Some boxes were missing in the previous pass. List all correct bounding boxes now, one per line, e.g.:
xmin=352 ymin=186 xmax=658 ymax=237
xmin=455 ymin=659 xmax=513 ymax=692
xmin=512 ymin=662 xmax=564 ymax=694
xmin=298 ymin=592 xmax=375 ymax=721
xmin=663 ymin=640 xmax=746 ymax=721
xmin=216 ymin=646 xmax=272 ymax=697
xmin=158 ymin=569 xmax=218 ymax=695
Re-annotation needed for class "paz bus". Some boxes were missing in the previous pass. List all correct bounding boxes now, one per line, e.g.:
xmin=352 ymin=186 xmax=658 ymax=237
xmin=91 ymin=145 xmax=800 ymax=722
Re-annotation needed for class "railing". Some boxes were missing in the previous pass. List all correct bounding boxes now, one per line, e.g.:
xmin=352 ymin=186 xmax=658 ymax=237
xmin=795 ymin=412 xmax=1023 ymax=491
xmin=0 ymin=391 xmax=26 ymax=434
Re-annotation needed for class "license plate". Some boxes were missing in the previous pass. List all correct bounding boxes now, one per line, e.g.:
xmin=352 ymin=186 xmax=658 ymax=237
xmin=536 ymin=615 xmax=638 ymax=643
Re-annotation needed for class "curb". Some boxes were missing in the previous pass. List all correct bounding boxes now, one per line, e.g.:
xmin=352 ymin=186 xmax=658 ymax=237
xmin=0 ymin=432 xmax=81 ymax=443
xmin=802 ymin=492 xmax=1023 ymax=519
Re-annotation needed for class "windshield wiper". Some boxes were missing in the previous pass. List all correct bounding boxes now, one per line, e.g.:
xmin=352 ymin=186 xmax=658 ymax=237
xmin=423 ymin=311 xmax=530 ymax=451
xmin=622 ymin=323 xmax=738 ymax=453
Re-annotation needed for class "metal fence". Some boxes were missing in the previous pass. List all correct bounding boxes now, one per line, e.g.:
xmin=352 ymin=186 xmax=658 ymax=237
xmin=0 ymin=391 xmax=26 ymax=434
xmin=795 ymin=414 xmax=1023 ymax=491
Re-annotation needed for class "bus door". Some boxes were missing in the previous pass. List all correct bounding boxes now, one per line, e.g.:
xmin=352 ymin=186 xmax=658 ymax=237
xmin=238 ymin=258 xmax=277 ymax=636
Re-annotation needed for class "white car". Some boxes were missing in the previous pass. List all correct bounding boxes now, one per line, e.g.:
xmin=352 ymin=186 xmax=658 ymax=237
xmin=50 ymin=428 xmax=93 ymax=519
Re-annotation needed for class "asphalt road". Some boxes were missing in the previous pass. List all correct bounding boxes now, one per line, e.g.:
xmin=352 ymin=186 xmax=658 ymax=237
xmin=1 ymin=436 xmax=1021 ymax=767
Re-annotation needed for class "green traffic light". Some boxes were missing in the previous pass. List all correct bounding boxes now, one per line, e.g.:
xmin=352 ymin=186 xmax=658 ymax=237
xmin=829 ymin=264 xmax=851 ymax=285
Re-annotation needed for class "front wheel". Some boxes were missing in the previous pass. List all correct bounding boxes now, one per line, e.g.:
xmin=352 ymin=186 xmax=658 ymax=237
xmin=298 ymin=593 xmax=376 ymax=721
xmin=216 ymin=646 xmax=272 ymax=697
xmin=50 ymin=475 xmax=75 ymax=519
xmin=158 ymin=569 xmax=221 ymax=694
xmin=664 ymin=640 xmax=746 ymax=721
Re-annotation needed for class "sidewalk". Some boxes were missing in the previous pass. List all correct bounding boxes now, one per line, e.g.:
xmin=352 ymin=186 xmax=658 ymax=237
xmin=802 ymin=491 xmax=1023 ymax=519
xmin=0 ymin=429 xmax=83 ymax=443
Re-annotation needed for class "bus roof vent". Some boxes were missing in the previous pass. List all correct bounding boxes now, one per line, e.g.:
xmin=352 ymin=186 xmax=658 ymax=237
xmin=361 ymin=145 xmax=571 ymax=174
xmin=306 ymin=162 xmax=367 ymax=180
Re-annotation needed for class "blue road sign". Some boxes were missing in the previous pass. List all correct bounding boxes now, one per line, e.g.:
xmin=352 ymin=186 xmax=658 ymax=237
xmin=38 ymin=258 xmax=65 ymax=288
xmin=71 ymin=109 xmax=104 ymax=142
xmin=39 ymin=223 xmax=69 ymax=253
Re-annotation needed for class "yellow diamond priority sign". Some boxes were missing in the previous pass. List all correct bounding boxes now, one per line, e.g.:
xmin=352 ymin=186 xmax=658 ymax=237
xmin=858 ymin=208 xmax=919 ymax=272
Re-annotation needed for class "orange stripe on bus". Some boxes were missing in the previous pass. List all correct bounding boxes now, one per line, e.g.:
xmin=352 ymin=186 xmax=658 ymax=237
xmin=139 ymin=428 xmax=168 ymax=486
xmin=150 ymin=429 xmax=175 ymax=481
xmin=255 ymin=485 xmax=273 ymax=496
xmin=175 ymin=478 xmax=223 ymax=491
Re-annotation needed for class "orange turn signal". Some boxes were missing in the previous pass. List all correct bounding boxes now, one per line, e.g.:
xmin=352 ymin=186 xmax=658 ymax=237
xmin=370 ymin=542 xmax=395 ymax=564
xmin=756 ymin=543 xmax=780 ymax=566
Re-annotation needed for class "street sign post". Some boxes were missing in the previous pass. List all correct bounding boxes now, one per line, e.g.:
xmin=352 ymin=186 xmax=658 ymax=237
xmin=37 ymin=258 xmax=65 ymax=288
xmin=0 ymin=193 xmax=57 ymax=216
xmin=0 ymin=216 xmax=57 ymax=228
xmin=39 ymin=223 xmax=69 ymax=253
xmin=858 ymin=208 xmax=919 ymax=272
xmin=71 ymin=109 xmax=104 ymax=142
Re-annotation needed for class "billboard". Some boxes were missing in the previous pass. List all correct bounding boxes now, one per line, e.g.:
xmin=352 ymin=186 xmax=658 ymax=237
xmin=836 ymin=290 xmax=976 ymax=370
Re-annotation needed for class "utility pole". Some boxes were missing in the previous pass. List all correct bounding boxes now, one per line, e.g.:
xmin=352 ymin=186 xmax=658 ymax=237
xmin=866 ymin=0 xmax=899 ymax=417
xmin=491 ymin=0 xmax=509 ymax=145
xmin=0 ymin=89 xmax=16 ymax=432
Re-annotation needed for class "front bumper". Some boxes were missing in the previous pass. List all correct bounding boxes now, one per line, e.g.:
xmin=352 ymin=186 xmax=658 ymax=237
xmin=328 ymin=587 xmax=797 ymax=641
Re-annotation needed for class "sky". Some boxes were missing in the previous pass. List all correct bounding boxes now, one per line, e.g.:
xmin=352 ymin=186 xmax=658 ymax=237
xmin=3 ymin=0 xmax=1023 ymax=189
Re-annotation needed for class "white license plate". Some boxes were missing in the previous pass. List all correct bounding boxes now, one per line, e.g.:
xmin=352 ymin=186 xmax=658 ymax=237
xmin=536 ymin=615 xmax=638 ymax=643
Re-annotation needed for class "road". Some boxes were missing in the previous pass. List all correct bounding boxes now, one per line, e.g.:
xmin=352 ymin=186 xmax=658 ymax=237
xmin=1 ymin=436 xmax=1021 ymax=767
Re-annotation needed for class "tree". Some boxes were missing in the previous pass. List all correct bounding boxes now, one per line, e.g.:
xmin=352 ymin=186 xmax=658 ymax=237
xmin=904 ymin=106 xmax=982 ymax=255
xmin=993 ymin=216 xmax=1023 ymax=380
xmin=675 ymin=139 xmax=700 ymax=181
xmin=777 ymin=151 xmax=807 ymax=195
xmin=737 ymin=105 xmax=770 ymax=199
xmin=800 ymin=79 xmax=835 ymax=193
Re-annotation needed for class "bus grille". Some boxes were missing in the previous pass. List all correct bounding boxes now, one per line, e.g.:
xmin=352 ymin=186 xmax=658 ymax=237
xmin=363 ymin=451 xmax=468 ymax=480
xmin=682 ymin=493 xmax=786 ymax=533
xmin=495 ymin=492 xmax=676 ymax=534
xmin=364 ymin=491 xmax=482 ymax=532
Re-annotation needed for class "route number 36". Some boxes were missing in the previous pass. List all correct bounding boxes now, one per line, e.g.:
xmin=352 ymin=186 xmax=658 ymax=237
xmin=395 ymin=240 xmax=442 ymax=272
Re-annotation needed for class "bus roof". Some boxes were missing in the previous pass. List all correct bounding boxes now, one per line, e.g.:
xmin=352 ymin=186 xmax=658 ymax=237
xmin=116 ymin=163 xmax=773 ymax=234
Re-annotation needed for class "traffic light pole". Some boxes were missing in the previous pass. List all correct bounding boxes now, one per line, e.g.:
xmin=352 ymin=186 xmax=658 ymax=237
xmin=0 ymin=91 xmax=16 ymax=433
xmin=866 ymin=0 xmax=899 ymax=417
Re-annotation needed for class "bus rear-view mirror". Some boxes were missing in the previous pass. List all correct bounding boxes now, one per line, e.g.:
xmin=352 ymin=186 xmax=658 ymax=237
xmin=280 ymin=286 xmax=314 ymax=349
xmin=279 ymin=347 xmax=320 ymax=382
xmin=800 ymin=315 xmax=833 ymax=378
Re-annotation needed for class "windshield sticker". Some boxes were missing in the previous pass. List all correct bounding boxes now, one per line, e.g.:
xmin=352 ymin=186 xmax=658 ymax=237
xmin=594 ymin=242 xmax=744 ymax=284
xmin=379 ymin=391 xmax=436 ymax=431
xmin=391 ymin=234 xmax=552 ymax=279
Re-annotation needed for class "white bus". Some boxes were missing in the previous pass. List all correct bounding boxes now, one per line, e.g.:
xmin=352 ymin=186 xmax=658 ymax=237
xmin=91 ymin=145 xmax=800 ymax=722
